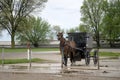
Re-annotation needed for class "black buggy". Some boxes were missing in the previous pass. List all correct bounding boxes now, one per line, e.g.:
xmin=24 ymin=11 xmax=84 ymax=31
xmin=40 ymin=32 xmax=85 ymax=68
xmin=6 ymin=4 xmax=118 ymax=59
xmin=67 ymin=32 xmax=99 ymax=65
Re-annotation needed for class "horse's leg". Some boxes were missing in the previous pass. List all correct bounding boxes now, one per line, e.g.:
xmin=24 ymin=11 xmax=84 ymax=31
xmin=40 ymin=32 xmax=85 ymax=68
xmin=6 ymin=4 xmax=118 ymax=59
xmin=70 ymin=52 xmax=74 ymax=66
xmin=70 ymin=53 xmax=72 ymax=63
xmin=72 ymin=50 xmax=76 ymax=65
xmin=61 ymin=47 xmax=65 ymax=68
xmin=64 ymin=55 xmax=68 ymax=66
xmin=61 ymin=50 xmax=68 ymax=67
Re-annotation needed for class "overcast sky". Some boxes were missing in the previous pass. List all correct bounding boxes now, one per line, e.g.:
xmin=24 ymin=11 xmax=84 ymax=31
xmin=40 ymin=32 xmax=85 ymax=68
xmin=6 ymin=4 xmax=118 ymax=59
xmin=0 ymin=0 xmax=83 ymax=41
xmin=40 ymin=0 xmax=83 ymax=30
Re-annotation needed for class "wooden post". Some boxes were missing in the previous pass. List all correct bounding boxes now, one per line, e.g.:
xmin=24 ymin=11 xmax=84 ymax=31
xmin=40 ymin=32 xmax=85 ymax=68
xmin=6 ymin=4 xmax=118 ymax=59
xmin=97 ymin=49 xmax=100 ymax=70
xmin=29 ymin=48 xmax=32 ymax=68
xmin=27 ymin=42 xmax=30 ymax=60
xmin=27 ymin=49 xmax=30 ymax=60
xmin=2 ymin=46 xmax=4 ymax=67
xmin=27 ymin=42 xmax=32 ymax=68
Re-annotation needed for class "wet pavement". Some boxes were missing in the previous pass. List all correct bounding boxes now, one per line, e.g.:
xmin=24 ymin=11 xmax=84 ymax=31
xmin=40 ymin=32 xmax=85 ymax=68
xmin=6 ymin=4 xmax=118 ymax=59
xmin=0 ymin=59 xmax=120 ymax=78
xmin=0 ymin=63 xmax=61 ymax=73
xmin=0 ymin=50 xmax=120 ymax=79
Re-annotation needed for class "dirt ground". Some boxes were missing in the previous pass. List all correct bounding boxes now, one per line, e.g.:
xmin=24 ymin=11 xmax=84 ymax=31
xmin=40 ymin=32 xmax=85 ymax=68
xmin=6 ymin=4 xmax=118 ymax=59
xmin=0 ymin=50 xmax=120 ymax=80
xmin=0 ymin=72 xmax=120 ymax=80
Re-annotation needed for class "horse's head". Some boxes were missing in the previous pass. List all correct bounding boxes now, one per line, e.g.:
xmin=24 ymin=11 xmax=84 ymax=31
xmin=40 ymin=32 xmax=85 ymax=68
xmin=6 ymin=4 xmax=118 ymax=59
xmin=57 ymin=32 xmax=63 ymax=40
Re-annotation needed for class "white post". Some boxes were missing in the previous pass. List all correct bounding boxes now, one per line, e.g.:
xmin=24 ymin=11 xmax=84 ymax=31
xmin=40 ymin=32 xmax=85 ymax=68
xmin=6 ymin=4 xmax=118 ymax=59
xmin=27 ymin=49 xmax=30 ymax=60
xmin=27 ymin=42 xmax=32 ymax=68
xmin=29 ymin=48 xmax=32 ymax=68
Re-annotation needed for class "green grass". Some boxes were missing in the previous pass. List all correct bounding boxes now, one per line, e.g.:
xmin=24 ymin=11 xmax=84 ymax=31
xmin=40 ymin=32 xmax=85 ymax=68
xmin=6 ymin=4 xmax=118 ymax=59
xmin=0 ymin=48 xmax=119 ymax=57
xmin=0 ymin=48 xmax=59 ymax=53
xmin=91 ymin=52 xmax=120 ymax=57
xmin=0 ymin=58 xmax=44 ymax=64
xmin=99 ymin=52 xmax=120 ymax=57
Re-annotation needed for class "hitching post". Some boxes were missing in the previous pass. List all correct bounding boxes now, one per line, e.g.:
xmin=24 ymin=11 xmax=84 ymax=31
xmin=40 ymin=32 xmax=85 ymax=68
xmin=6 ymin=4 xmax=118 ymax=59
xmin=29 ymin=48 xmax=32 ymax=68
xmin=2 ymin=46 xmax=4 ymax=67
xmin=97 ymin=49 xmax=100 ymax=70
xmin=27 ymin=42 xmax=32 ymax=68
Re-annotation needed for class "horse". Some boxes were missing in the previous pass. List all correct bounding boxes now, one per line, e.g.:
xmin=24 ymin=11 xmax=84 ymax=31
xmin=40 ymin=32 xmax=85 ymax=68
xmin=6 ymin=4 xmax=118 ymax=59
xmin=57 ymin=32 xmax=76 ymax=67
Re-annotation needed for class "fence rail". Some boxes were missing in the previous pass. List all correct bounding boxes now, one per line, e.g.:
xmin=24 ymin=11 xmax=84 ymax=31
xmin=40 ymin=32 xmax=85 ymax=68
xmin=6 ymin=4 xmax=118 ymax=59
xmin=0 ymin=44 xmax=59 ymax=48
xmin=0 ymin=43 xmax=120 ymax=48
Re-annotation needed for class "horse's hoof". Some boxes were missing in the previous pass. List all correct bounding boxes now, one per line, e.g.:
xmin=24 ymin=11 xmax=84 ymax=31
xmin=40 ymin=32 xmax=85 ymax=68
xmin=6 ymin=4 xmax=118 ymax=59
xmin=64 ymin=63 xmax=67 ymax=66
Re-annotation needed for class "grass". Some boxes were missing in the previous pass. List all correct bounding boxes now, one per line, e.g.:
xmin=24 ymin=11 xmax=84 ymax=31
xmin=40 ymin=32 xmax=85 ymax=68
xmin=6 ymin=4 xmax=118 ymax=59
xmin=0 ymin=58 xmax=44 ymax=64
xmin=91 ymin=52 xmax=120 ymax=57
xmin=99 ymin=52 xmax=120 ymax=57
xmin=0 ymin=51 xmax=119 ymax=64
xmin=0 ymin=48 xmax=59 ymax=53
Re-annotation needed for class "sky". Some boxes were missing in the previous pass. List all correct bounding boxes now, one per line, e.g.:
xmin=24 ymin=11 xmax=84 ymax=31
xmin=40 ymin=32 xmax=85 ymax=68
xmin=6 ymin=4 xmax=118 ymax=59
xmin=40 ymin=0 xmax=83 ymax=30
xmin=0 ymin=0 xmax=83 ymax=41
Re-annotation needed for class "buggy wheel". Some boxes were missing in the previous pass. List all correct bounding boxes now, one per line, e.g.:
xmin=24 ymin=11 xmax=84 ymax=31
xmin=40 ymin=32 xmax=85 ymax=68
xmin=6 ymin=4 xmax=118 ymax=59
xmin=85 ymin=51 xmax=90 ymax=66
xmin=93 ymin=50 xmax=98 ymax=65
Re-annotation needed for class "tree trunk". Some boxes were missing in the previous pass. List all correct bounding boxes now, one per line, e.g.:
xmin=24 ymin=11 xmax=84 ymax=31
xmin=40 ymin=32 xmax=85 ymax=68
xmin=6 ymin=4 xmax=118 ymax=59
xmin=11 ymin=32 xmax=15 ymax=48
xmin=96 ymin=39 xmax=100 ymax=48
xmin=96 ymin=31 xmax=100 ymax=48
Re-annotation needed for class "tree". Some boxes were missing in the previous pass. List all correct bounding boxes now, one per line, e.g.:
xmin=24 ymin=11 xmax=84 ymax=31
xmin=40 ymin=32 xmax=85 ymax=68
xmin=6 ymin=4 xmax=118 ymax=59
xmin=80 ymin=0 xmax=106 ymax=48
xmin=50 ymin=25 xmax=64 ymax=40
xmin=0 ymin=0 xmax=47 ymax=48
xmin=0 ymin=18 xmax=3 ymax=36
xmin=102 ymin=0 xmax=120 ymax=47
xmin=16 ymin=16 xmax=50 ymax=47
xmin=53 ymin=25 xmax=61 ymax=33
xmin=76 ymin=24 xmax=92 ymax=32
xmin=67 ymin=28 xmax=76 ymax=33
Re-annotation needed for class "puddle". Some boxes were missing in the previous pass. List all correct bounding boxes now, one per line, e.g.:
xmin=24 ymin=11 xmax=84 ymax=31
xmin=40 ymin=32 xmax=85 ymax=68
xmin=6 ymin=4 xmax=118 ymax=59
xmin=0 ymin=63 xmax=62 ymax=73
xmin=0 ymin=63 xmax=95 ymax=74
xmin=0 ymin=62 xmax=99 ymax=73
xmin=1 ymin=62 xmax=120 ymax=78
xmin=9 ymin=65 xmax=28 ymax=69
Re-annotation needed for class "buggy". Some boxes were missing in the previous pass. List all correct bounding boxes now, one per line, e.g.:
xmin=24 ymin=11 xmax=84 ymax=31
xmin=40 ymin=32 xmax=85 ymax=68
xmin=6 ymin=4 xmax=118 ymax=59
xmin=67 ymin=32 xmax=99 ymax=65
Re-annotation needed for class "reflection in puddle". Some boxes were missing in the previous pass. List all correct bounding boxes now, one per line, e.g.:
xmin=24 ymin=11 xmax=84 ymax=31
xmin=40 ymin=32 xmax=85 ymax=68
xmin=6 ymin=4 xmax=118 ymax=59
xmin=1 ymin=63 xmax=62 ymax=73
xmin=0 ymin=63 xmax=98 ymax=74
xmin=1 ymin=60 xmax=120 ymax=78
xmin=9 ymin=65 xmax=28 ymax=69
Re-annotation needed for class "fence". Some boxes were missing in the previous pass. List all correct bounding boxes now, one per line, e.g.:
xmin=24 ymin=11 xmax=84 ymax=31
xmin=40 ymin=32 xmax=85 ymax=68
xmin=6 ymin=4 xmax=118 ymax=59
xmin=0 ymin=47 xmax=32 ymax=68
